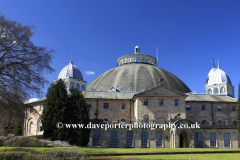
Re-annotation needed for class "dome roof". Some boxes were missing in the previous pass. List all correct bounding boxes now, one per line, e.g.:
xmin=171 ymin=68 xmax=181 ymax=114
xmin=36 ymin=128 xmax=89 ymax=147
xmin=58 ymin=62 xmax=83 ymax=81
xmin=208 ymin=67 xmax=216 ymax=77
xmin=207 ymin=68 xmax=231 ymax=85
xmin=87 ymin=63 xmax=191 ymax=93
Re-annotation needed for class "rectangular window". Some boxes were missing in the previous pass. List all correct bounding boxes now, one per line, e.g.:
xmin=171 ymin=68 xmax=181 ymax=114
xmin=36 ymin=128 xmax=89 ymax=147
xmin=126 ymin=132 xmax=133 ymax=147
xmin=30 ymin=107 xmax=33 ymax=113
xmin=196 ymin=132 xmax=202 ymax=148
xmin=232 ymin=106 xmax=236 ymax=111
xmin=143 ymin=99 xmax=149 ymax=106
xmin=87 ymin=103 xmax=92 ymax=109
xmin=159 ymin=99 xmax=164 ymax=106
xmin=104 ymin=103 xmax=109 ymax=109
xmin=186 ymin=105 xmax=191 ymax=111
xmin=202 ymin=105 xmax=206 ymax=111
xmin=238 ymin=140 xmax=240 ymax=148
xmin=92 ymin=132 xmax=99 ymax=147
xmin=121 ymin=103 xmax=126 ymax=110
xmin=210 ymin=132 xmax=216 ymax=147
xmin=141 ymin=132 xmax=148 ymax=147
xmin=40 ymin=105 xmax=43 ymax=111
xmin=174 ymin=99 xmax=179 ymax=106
xmin=224 ymin=132 xmax=230 ymax=148
xmin=111 ymin=131 xmax=117 ymax=148
xmin=217 ymin=105 xmax=222 ymax=111
xmin=156 ymin=132 xmax=163 ymax=147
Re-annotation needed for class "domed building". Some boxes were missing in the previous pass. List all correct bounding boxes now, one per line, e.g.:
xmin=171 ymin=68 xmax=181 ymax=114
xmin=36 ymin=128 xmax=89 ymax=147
xmin=24 ymin=46 xmax=238 ymax=149
xmin=205 ymin=60 xmax=234 ymax=97
xmin=57 ymin=54 xmax=87 ymax=91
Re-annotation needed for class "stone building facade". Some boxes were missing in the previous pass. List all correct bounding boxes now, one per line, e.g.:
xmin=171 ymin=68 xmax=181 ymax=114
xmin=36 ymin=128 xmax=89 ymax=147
xmin=24 ymin=46 xmax=238 ymax=148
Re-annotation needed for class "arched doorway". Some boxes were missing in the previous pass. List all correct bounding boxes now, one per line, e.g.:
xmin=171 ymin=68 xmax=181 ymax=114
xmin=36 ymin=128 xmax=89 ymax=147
xmin=180 ymin=131 xmax=188 ymax=148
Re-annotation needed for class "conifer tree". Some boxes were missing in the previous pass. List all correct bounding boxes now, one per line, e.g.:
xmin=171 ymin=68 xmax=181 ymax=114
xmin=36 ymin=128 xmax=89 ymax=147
xmin=42 ymin=79 xmax=69 ymax=140
xmin=237 ymin=83 xmax=240 ymax=140
xmin=68 ymin=87 xmax=90 ymax=146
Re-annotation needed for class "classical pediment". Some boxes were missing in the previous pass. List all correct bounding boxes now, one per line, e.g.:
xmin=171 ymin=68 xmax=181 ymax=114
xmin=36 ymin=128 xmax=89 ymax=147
xmin=135 ymin=84 xmax=186 ymax=97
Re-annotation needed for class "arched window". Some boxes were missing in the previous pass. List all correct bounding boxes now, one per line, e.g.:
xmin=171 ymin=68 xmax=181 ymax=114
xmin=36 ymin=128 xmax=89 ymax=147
xmin=202 ymin=120 xmax=207 ymax=125
xmin=214 ymin=88 xmax=219 ymax=94
xmin=76 ymin=83 xmax=80 ymax=91
xmin=143 ymin=115 xmax=149 ymax=124
xmin=81 ymin=85 xmax=86 ymax=91
xmin=121 ymin=119 xmax=126 ymax=124
xmin=220 ymin=87 xmax=225 ymax=94
xmin=218 ymin=120 xmax=222 ymax=126
xmin=29 ymin=122 xmax=33 ymax=133
xmin=104 ymin=118 xmax=109 ymax=124
xmin=70 ymin=82 xmax=74 ymax=88
xmin=207 ymin=89 xmax=212 ymax=94
xmin=65 ymin=81 xmax=68 ymax=88
xmin=233 ymin=121 xmax=237 ymax=126
xmin=39 ymin=120 xmax=43 ymax=132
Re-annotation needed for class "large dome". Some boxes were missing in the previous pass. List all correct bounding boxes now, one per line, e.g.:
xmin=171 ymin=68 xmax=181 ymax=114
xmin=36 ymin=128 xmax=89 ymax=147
xmin=58 ymin=57 xmax=83 ymax=81
xmin=87 ymin=63 xmax=191 ymax=93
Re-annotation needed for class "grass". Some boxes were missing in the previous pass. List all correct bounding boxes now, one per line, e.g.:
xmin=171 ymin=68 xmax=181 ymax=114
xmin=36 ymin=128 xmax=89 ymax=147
xmin=118 ymin=153 xmax=240 ymax=160
xmin=1 ymin=147 xmax=240 ymax=154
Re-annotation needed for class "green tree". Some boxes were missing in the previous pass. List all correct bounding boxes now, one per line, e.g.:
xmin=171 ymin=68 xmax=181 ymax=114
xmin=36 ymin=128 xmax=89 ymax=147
xmin=15 ymin=124 xmax=22 ymax=136
xmin=237 ymin=83 xmax=240 ymax=140
xmin=42 ymin=79 xmax=69 ymax=140
xmin=68 ymin=87 xmax=90 ymax=146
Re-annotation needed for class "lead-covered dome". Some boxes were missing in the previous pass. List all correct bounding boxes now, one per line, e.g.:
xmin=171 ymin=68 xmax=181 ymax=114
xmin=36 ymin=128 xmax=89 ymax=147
xmin=207 ymin=68 xmax=231 ymax=85
xmin=58 ymin=56 xmax=83 ymax=81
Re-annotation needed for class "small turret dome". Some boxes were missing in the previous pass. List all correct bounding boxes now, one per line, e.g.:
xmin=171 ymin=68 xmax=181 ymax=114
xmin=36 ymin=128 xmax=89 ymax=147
xmin=58 ymin=55 xmax=83 ymax=81
xmin=207 ymin=68 xmax=231 ymax=85
xmin=207 ymin=67 xmax=216 ymax=77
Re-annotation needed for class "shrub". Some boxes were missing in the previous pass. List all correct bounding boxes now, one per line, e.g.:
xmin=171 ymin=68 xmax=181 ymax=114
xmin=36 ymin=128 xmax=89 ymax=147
xmin=15 ymin=124 xmax=22 ymax=136
xmin=4 ymin=136 xmax=49 ymax=147
xmin=0 ymin=139 xmax=3 ymax=146
xmin=30 ymin=135 xmax=44 ymax=139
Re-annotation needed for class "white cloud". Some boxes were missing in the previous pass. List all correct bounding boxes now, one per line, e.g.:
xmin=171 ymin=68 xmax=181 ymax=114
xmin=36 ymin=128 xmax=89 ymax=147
xmin=85 ymin=71 xmax=95 ymax=75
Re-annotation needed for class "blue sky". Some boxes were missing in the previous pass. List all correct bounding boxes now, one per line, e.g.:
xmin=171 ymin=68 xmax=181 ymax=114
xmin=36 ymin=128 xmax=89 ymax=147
xmin=1 ymin=0 xmax=240 ymax=98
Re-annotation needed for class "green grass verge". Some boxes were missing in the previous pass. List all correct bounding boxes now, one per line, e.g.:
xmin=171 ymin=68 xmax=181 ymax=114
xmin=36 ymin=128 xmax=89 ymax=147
xmin=1 ymin=147 xmax=240 ymax=154
xmin=117 ymin=153 xmax=240 ymax=160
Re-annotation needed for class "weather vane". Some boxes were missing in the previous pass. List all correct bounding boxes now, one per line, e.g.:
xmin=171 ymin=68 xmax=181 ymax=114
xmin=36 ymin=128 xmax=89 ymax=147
xmin=211 ymin=56 xmax=216 ymax=68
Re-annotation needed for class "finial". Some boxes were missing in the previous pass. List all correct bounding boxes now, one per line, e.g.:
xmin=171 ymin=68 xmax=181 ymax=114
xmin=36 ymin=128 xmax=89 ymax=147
xmin=211 ymin=56 xmax=215 ymax=68
xmin=135 ymin=46 xmax=140 ymax=54
xmin=218 ymin=59 xmax=219 ymax=68
xmin=70 ymin=53 xmax=72 ymax=64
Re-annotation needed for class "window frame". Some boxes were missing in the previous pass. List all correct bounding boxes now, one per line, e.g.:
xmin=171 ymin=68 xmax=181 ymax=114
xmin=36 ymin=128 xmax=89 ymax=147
xmin=196 ymin=132 xmax=202 ymax=148
xmin=210 ymin=132 xmax=216 ymax=147
xmin=40 ymin=105 xmax=43 ymax=111
xmin=143 ymin=99 xmax=149 ymax=106
xmin=92 ymin=131 xmax=100 ymax=147
xmin=186 ymin=105 xmax=191 ymax=111
xmin=232 ymin=106 xmax=236 ymax=112
xmin=29 ymin=122 xmax=33 ymax=134
xmin=87 ymin=102 xmax=92 ymax=109
xmin=159 ymin=99 xmax=164 ymax=106
xmin=224 ymin=132 xmax=230 ymax=148
xmin=121 ymin=103 xmax=126 ymax=110
xmin=111 ymin=131 xmax=118 ymax=148
xmin=156 ymin=132 xmax=163 ymax=147
xmin=141 ymin=132 xmax=148 ymax=147
xmin=39 ymin=120 xmax=43 ymax=132
xmin=104 ymin=103 xmax=109 ymax=109
xmin=202 ymin=105 xmax=206 ymax=111
xmin=174 ymin=99 xmax=179 ymax=106
xmin=217 ymin=105 xmax=222 ymax=111
xmin=126 ymin=132 xmax=133 ymax=147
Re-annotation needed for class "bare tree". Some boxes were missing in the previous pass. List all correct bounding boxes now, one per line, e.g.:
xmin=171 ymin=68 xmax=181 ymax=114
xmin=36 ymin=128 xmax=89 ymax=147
xmin=0 ymin=14 xmax=55 ymax=132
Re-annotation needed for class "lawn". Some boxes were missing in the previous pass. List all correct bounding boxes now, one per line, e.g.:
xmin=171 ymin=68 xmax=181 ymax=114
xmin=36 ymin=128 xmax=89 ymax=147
xmin=88 ymin=153 xmax=240 ymax=160
xmin=1 ymin=147 xmax=240 ymax=154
